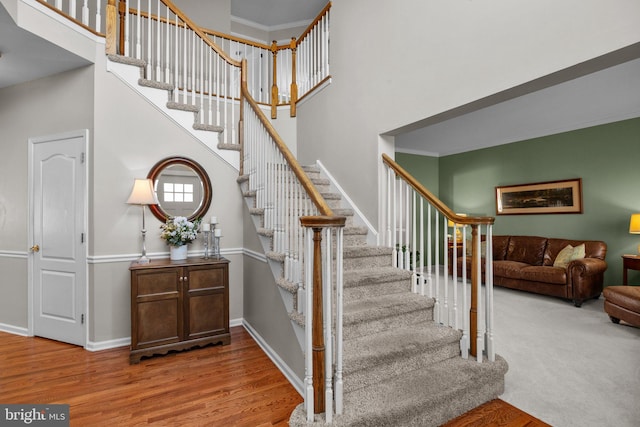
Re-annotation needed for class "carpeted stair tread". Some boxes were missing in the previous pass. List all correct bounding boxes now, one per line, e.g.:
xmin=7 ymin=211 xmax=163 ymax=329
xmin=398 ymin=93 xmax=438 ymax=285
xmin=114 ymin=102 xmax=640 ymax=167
xmin=343 ymin=322 xmax=462 ymax=376
xmin=217 ymin=142 xmax=241 ymax=151
xmin=107 ymin=54 xmax=146 ymax=68
xmin=343 ymin=268 xmax=412 ymax=301
xmin=193 ymin=123 xmax=224 ymax=132
xmin=343 ymin=245 xmax=392 ymax=259
xmin=138 ymin=78 xmax=174 ymax=91
xmin=289 ymin=355 xmax=508 ymax=427
xmin=343 ymin=292 xmax=433 ymax=327
xmin=166 ymin=101 xmax=199 ymax=112
xmin=344 ymin=266 xmax=411 ymax=286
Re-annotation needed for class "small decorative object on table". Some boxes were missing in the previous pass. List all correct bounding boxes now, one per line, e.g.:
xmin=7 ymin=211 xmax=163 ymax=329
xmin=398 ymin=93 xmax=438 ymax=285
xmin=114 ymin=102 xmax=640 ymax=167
xmin=209 ymin=216 xmax=222 ymax=258
xmin=160 ymin=216 xmax=201 ymax=260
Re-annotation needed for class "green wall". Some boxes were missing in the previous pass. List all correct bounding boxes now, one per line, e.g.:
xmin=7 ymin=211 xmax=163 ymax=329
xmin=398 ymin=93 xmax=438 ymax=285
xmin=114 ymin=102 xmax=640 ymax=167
xmin=400 ymin=117 xmax=640 ymax=287
xmin=395 ymin=152 xmax=440 ymax=197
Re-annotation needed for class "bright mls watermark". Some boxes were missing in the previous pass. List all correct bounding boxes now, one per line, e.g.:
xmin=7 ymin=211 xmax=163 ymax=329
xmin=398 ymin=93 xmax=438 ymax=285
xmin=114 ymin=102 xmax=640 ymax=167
xmin=1 ymin=405 xmax=69 ymax=426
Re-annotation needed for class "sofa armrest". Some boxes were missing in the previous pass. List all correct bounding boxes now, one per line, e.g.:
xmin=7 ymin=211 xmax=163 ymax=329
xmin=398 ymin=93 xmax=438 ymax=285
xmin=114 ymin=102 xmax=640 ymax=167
xmin=567 ymin=258 xmax=608 ymax=306
xmin=569 ymin=257 xmax=607 ymax=276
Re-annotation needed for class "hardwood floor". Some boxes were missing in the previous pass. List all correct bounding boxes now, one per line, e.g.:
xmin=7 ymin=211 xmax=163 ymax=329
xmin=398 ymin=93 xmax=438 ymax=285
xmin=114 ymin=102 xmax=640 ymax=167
xmin=442 ymin=399 xmax=551 ymax=427
xmin=0 ymin=326 xmax=547 ymax=426
xmin=0 ymin=327 xmax=302 ymax=426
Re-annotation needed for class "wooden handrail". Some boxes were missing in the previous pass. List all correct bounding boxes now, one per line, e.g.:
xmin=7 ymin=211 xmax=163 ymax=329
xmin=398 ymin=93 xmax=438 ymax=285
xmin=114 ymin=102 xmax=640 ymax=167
xmin=382 ymin=153 xmax=494 ymax=226
xmin=240 ymin=60 xmax=333 ymax=216
xmin=107 ymin=0 xmax=241 ymax=67
xmin=296 ymin=2 xmax=332 ymax=46
xmin=201 ymin=27 xmax=272 ymax=50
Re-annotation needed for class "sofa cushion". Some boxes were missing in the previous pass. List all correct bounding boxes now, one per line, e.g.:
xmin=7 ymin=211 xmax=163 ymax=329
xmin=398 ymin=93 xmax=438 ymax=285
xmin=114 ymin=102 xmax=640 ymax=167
xmin=505 ymin=236 xmax=548 ymax=266
xmin=492 ymin=236 xmax=510 ymax=260
xmin=493 ymin=260 xmax=530 ymax=280
xmin=519 ymin=266 xmax=567 ymax=285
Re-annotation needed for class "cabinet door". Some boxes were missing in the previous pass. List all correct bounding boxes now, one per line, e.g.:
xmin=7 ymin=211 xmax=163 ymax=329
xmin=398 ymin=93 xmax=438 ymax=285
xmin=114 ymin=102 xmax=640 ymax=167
xmin=132 ymin=268 xmax=183 ymax=349
xmin=184 ymin=264 xmax=228 ymax=340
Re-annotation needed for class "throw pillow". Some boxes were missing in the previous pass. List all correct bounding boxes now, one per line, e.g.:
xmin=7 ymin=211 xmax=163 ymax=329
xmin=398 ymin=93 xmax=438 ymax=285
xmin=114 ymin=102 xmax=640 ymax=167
xmin=553 ymin=244 xmax=574 ymax=268
xmin=572 ymin=243 xmax=586 ymax=260
xmin=553 ymin=243 xmax=586 ymax=268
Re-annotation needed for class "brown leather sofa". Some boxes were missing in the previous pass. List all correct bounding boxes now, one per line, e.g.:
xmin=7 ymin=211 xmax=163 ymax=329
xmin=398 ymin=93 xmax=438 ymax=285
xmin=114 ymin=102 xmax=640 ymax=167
xmin=452 ymin=235 xmax=608 ymax=307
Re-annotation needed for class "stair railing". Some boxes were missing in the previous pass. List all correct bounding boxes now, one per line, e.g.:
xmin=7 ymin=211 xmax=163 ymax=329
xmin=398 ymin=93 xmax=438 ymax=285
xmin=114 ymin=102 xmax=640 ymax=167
xmin=105 ymin=0 xmax=242 ymax=146
xmin=202 ymin=2 xmax=332 ymax=120
xmin=36 ymin=0 xmax=105 ymax=35
xmin=381 ymin=154 xmax=496 ymax=362
xmin=39 ymin=0 xmax=331 ymax=124
xmin=240 ymin=60 xmax=345 ymax=422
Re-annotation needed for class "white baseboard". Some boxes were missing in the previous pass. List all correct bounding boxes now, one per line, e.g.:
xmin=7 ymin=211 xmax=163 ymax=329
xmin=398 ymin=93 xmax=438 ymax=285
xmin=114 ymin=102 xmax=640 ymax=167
xmin=242 ymin=320 xmax=304 ymax=396
xmin=0 ymin=323 xmax=28 ymax=336
xmin=85 ymin=337 xmax=131 ymax=352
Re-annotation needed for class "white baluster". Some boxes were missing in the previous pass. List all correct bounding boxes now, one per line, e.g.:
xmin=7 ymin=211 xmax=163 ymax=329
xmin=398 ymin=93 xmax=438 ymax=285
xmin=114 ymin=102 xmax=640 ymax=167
xmin=335 ymin=225 xmax=344 ymax=415
xmin=411 ymin=191 xmax=417 ymax=293
xmin=434 ymin=210 xmax=440 ymax=324
xmin=55 ymin=0 xmax=62 ymax=11
xmin=443 ymin=216 xmax=449 ymax=326
xmin=146 ymin=0 xmax=151 ymax=78
xmin=96 ymin=0 xmax=101 ymax=33
xmin=155 ymin=0 xmax=160 ymax=80
xmin=123 ymin=0 xmax=129 ymax=55
xmin=452 ymin=225 xmax=459 ymax=329
xmin=324 ymin=227 xmax=333 ymax=423
xmin=136 ymin=0 xmax=141 ymax=59
xmin=69 ymin=0 xmax=76 ymax=19
xmin=81 ymin=0 xmax=88 ymax=26
xmin=476 ymin=233 xmax=484 ymax=362
xmin=426 ymin=203 xmax=432 ymax=298
xmin=164 ymin=4 xmax=170 ymax=83
xmin=461 ymin=231 xmax=469 ymax=359
xmin=304 ymin=226 xmax=314 ymax=422
xmin=485 ymin=225 xmax=495 ymax=362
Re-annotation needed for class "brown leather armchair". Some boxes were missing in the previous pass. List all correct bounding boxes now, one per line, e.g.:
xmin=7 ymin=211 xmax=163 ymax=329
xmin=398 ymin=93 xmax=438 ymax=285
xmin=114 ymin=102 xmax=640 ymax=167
xmin=603 ymin=285 xmax=640 ymax=327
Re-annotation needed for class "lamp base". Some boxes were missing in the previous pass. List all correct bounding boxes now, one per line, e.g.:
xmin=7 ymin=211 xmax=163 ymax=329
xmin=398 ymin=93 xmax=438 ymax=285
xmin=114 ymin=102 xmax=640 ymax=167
xmin=136 ymin=255 xmax=150 ymax=265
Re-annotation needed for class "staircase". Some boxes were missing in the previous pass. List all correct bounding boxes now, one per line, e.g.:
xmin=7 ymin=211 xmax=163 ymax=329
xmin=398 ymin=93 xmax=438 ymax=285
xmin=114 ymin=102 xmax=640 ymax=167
xmin=239 ymin=165 xmax=508 ymax=426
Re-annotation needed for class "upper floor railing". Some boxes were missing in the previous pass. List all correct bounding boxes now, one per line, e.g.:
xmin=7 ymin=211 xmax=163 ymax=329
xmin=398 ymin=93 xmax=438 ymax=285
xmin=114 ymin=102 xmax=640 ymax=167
xmin=381 ymin=154 xmax=496 ymax=362
xmin=37 ymin=0 xmax=331 ymax=121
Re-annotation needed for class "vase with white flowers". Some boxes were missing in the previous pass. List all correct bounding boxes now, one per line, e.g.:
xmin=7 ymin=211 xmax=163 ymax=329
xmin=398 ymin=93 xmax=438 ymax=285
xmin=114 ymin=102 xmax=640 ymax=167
xmin=160 ymin=216 xmax=202 ymax=260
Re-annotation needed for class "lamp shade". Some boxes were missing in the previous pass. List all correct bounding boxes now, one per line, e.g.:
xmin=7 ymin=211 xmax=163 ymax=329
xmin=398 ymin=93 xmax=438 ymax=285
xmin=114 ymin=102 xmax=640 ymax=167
xmin=630 ymin=213 xmax=640 ymax=234
xmin=127 ymin=179 xmax=159 ymax=205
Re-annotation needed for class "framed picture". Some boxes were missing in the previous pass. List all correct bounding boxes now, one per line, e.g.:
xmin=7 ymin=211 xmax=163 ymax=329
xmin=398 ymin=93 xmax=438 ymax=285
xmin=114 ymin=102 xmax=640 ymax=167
xmin=496 ymin=178 xmax=583 ymax=215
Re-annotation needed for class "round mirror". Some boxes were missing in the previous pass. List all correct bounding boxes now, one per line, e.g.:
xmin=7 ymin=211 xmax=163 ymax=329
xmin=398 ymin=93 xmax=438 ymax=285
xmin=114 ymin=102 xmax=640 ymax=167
xmin=147 ymin=157 xmax=212 ymax=222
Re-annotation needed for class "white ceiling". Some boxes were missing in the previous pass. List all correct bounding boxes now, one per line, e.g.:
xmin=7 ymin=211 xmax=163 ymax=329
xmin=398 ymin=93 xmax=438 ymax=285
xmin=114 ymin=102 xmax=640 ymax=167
xmin=231 ymin=0 xmax=328 ymax=28
xmin=0 ymin=3 xmax=90 ymax=89
xmin=395 ymin=56 xmax=640 ymax=157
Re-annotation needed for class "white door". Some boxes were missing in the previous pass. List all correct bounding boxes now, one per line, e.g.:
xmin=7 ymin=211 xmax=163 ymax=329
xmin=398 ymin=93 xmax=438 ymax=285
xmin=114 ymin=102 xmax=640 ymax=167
xmin=30 ymin=131 xmax=87 ymax=347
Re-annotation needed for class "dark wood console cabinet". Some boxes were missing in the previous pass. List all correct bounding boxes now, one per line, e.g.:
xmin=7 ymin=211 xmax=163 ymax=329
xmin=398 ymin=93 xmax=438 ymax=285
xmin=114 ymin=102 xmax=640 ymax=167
xmin=129 ymin=257 xmax=230 ymax=364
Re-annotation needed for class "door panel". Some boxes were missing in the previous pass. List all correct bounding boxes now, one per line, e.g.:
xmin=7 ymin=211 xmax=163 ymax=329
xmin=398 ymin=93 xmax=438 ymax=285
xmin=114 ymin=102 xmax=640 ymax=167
xmin=31 ymin=131 xmax=87 ymax=347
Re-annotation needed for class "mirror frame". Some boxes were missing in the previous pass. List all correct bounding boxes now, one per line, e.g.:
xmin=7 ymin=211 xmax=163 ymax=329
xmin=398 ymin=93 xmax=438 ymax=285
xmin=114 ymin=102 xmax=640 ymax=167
xmin=147 ymin=156 xmax=212 ymax=223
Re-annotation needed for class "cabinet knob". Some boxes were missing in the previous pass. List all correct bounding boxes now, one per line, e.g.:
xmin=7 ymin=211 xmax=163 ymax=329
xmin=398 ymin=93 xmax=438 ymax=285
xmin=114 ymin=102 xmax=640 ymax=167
xmin=179 ymin=277 xmax=183 ymax=282
xmin=183 ymin=276 xmax=188 ymax=282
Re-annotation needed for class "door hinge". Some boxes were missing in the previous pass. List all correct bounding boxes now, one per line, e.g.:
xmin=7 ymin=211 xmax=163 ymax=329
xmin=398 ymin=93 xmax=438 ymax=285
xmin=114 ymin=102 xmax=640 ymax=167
xmin=81 ymin=314 xmax=85 ymax=324
xmin=81 ymin=152 xmax=85 ymax=163
xmin=81 ymin=233 xmax=85 ymax=243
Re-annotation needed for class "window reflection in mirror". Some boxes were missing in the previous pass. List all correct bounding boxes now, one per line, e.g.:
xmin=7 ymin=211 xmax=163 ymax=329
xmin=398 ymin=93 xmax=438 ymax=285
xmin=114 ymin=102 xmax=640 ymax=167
xmin=147 ymin=157 xmax=212 ymax=223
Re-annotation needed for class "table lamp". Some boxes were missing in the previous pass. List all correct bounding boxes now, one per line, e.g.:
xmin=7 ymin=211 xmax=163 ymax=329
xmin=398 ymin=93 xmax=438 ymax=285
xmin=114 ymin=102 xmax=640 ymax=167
xmin=630 ymin=213 xmax=640 ymax=254
xmin=127 ymin=178 xmax=159 ymax=264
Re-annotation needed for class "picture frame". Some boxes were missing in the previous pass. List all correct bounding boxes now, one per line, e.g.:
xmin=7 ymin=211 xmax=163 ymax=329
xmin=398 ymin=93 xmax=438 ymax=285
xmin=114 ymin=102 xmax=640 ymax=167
xmin=495 ymin=178 xmax=583 ymax=215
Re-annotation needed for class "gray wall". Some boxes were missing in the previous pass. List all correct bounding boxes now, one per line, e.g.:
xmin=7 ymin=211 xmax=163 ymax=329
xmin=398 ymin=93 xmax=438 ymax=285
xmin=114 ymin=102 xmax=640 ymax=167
xmin=433 ymin=117 xmax=640 ymax=286
xmin=0 ymin=65 xmax=95 ymax=331
xmin=295 ymin=0 xmax=640 ymax=228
